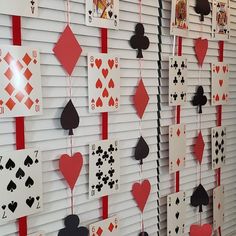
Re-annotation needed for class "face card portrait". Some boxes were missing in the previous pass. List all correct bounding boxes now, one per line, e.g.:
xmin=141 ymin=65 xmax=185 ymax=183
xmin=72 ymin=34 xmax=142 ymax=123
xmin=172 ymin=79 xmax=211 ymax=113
xmin=88 ymin=53 xmax=120 ymax=113
xmin=211 ymin=62 xmax=229 ymax=105
xmin=86 ymin=0 xmax=119 ymax=29
xmin=169 ymin=56 xmax=188 ymax=106
xmin=89 ymin=139 xmax=120 ymax=199
xmin=167 ymin=191 xmax=186 ymax=236
xmin=170 ymin=0 xmax=189 ymax=37
xmin=212 ymin=0 xmax=230 ymax=40
xmin=169 ymin=124 xmax=186 ymax=173
xmin=0 ymin=45 xmax=42 ymax=118
xmin=213 ymin=186 xmax=224 ymax=230
xmin=0 ymin=149 xmax=42 ymax=223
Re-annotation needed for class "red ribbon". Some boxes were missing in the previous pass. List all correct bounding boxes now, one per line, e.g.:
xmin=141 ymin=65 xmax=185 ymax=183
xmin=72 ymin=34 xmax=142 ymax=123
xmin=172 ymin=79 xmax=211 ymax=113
xmin=178 ymin=37 xmax=182 ymax=56
xmin=219 ymin=41 xmax=224 ymax=63
xmin=176 ymin=105 xmax=181 ymax=124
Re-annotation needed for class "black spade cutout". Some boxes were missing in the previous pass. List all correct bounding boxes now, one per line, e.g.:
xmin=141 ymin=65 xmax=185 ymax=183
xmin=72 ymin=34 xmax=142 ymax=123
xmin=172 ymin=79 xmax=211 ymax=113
xmin=60 ymin=99 xmax=80 ymax=135
xmin=58 ymin=214 xmax=89 ymax=236
xmin=190 ymin=184 xmax=209 ymax=212
xmin=192 ymin=86 xmax=207 ymax=114
xmin=195 ymin=0 xmax=211 ymax=22
xmin=135 ymin=136 xmax=149 ymax=165
xmin=130 ymin=23 xmax=150 ymax=58
xmin=139 ymin=232 xmax=149 ymax=236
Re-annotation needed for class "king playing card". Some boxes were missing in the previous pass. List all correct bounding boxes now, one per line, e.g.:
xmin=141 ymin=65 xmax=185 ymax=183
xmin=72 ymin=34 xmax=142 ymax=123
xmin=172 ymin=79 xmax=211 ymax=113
xmin=213 ymin=185 xmax=224 ymax=230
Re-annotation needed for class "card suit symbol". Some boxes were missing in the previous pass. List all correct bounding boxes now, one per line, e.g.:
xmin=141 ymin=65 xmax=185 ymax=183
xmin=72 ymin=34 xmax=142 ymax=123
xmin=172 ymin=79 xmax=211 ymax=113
xmin=108 ymin=97 xmax=114 ymax=107
xmin=2 ymin=205 xmax=6 ymax=210
xmin=215 ymin=94 xmax=219 ymax=101
xmin=192 ymin=86 xmax=207 ymax=114
xmin=59 ymin=152 xmax=83 ymax=190
xmin=132 ymin=179 xmax=151 ymax=212
xmin=6 ymin=98 xmax=16 ymax=110
xmin=96 ymin=78 xmax=102 ymax=88
xmin=222 ymin=94 xmax=226 ymax=100
xmin=88 ymin=10 xmax=92 ymax=15
xmin=102 ymin=88 xmax=109 ymax=98
xmin=97 ymin=227 xmax=103 ymax=236
xmin=195 ymin=0 xmax=211 ymax=21
xmin=25 ymin=82 xmax=33 ymax=95
xmin=190 ymin=224 xmax=212 ymax=236
xmin=102 ymin=68 xmax=108 ymax=78
xmin=0 ymin=165 xmax=3 ymax=170
xmin=195 ymin=38 xmax=208 ymax=67
xmin=8 ymin=201 xmax=17 ymax=212
xmin=95 ymin=59 xmax=102 ymax=69
xmin=7 ymin=180 xmax=17 ymax=192
xmin=24 ymin=68 xmax=32 ymax=80
xmin=175 ymin=226 xmax=179 ymax=233
xmin=4 ymin=52 xmax=14 ymax=65
xmin=176 ymin=197 xmax=180 ymax=205
xmin=5 ymin=83 xmax=15 ymax=95
xmin=108 ymin=10 xmax=113 ymax=18
xmin=108 ymin=59 xmax=114 ymax=69
xmin=96 ymin=97 xmax=103 ymax=107
xmin=16 ymin=168 xmax=25 ymax=179
xmin=194 ymin=131 xmax=205 ymax=164
xmin=130 ymin=23 xmax=150 ymax=58
xmin=135 ymin=136 xmax=149 ymax=165
xmin=25 ymin=98 xmax=34 ymax=109
xmin=216 ymin=66 xmax=220 ymax=73
xmin=25 ymin=176 xmax=34 ymax=188
xmin=223 ymin=66 xmax=227 ymax=73
xmin=108 ymin=222 xmax=114 ymax=232
xmin=26 ymin=196 xmax=35 ymax=208
xmin=15 ymin=91 xmax=25 ymax=102
xmin=4 ymin=68 xmax=13 ymax=80
xmin=139 ymin=232 xmax=149 ymax=236
xmin=23 ymin=53 xmax=32 ymax=65
xmin=219 ymin=80 xmax=223 ymax=87
xmin=33 ymin=59 xmax=37 ymax=64
xmin=108 ymin=79 xmax=115 ymax=88
xmin=35 ymin=98 xmax=39 ymax=104
xmin=36 ymin=196 xmax=40 ymax=201
xmin=176 ymin=128 xmax=181 ymax=136
xmin=175 ymin=211 xmax=180 ymax=219
xmin=5 ymin=159 xmax=15 ymax=170
xmin=53 ymin=25 xmax=82 ymax=76
xmin=176 ymin=158 xmax=180 ymax=166
xmin=24 ymin=155 xmax=33 ymax=167
xmin=191 ymin=184 xmax=209 ymax=212
xmin=218 ymin=203 xmax=221 ymax=209
xmin=60 ymin=99 xmax=79 ymax=135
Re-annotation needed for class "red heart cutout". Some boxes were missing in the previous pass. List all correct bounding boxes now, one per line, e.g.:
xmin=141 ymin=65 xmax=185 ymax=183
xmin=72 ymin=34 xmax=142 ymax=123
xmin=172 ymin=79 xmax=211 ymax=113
xmin=132 ymin=179 xmax=151 ymax=212
xmin=190 ymin=224 xmax=212 ymax=236
xmin=102 ymin=69 xmax=109 ymax=78
xmin=96 ymin=97 xmax=103 ymax=107
xmin=219 ymin=79 xmax=223 ymax=87
xmin=59 ymin=152 xmax=83 ymax=190
xmin=95 ymin=59 xmax=102 ymax=69
xmin=195 ymin=38 xmax=208 ymax=67
xmin=108 ymin=59 xmax=114 ymax=69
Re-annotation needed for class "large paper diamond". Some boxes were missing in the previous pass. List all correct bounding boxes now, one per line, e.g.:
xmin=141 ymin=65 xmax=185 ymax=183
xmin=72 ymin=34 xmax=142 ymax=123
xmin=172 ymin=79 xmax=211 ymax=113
xmin=134 ymin=79 xmax=149 ymax=119
xmin=194 ymin=131 xmax=205 ymax=164
xmin=53 ymin=25 xmax=82 ymax=76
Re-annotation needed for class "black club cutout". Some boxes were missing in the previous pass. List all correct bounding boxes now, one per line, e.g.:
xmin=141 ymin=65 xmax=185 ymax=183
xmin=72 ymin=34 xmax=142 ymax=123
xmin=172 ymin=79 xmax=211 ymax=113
xmin=192 ymin=86 xmax=207 ymax=114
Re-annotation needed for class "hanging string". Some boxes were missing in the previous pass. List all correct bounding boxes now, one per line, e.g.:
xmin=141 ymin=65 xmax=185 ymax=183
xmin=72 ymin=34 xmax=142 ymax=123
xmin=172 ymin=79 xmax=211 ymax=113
xmin=66 ymin=0 xmax=70 ymax=25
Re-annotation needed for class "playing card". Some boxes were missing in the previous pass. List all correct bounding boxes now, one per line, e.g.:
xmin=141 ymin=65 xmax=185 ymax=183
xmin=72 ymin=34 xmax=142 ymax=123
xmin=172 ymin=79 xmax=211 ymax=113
xmin=0 ymin=0 xmax=38 ymax=17
xmin=89 ymin=139 xmax=120 ymax=199
xmin=211 ymin=62 xmax=229 ymax=105
xmin=212 ymin=0 xmax=230 ymax=40
xmin=0 ymin=45 xmax=42 ymax=118
xmin=169 ymin=56 xmax=188 ymax=106
xmin=170 ymin=0 xmax=189 ymax=37
xmin=89 ymin=216 xmax=119 ymax=236
xmin=0 ymin=149 xmax=42 ymax=223
xmin=167 ymin=191 xmax=186 ymax=236
xmin=88 ymin=53 xmax=120 ymax=113
xmin=169 ymin=124 xmax=186 ymax=173
xmin=212 ymin=126 xmax=226 ymax=170
xmin=86 ymin=0 xmax=119 ymax=29
xmin=28 ymin=231 xmax=45 ymax=236
xmin=213 ymin=185 xmax=224 ymax=230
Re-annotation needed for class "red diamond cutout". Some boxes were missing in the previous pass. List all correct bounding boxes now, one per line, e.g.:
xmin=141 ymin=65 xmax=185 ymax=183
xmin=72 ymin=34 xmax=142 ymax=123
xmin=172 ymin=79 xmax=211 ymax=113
xmin=53 ymin=25 xmax=82 ymax=75
xmin=6 ymin=98 xmax=16 ymax=110
xmin=96 ymin=227 xmax=103 ymax=236
xmin=108 ymin=223 xmax=114 ymax=232
xmin=133 ymin=79 xmax=149 ymax=119
xmin=25 ymin=83 xmax=33 ymax=95
xmin=24 ymin=68 xmax=32 ymax=80
xmin=25 ymin=98 xmax=34 ymax=109
xmin=194 ymin=131 xmax=205 ymax=164
xmin=4 ymin=68 xmax=14 ymax=80
xmin=176 ymin=158 xmax=180 ymax=166
xmin=5 ymin=83 xmax=15 ymax=95
xmin=4 ymin=52 xmax=14 ymax=65
xmin=22 ymin=53 xmax=32 ymax=65
xmin=15 ymin=92 xmax=25 ymax=102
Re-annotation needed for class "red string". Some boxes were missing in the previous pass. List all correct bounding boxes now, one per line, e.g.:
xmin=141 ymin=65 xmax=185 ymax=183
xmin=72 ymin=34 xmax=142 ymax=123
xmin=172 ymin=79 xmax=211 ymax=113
xmin=219 ymin=41 xmax=224 ymax=63
xmin=178 ymin=37 xmax=182 ymax=56
xmin=217 ymin=105 xmax=222 ymax=127
xmin=176 ymin=106 xmax=181 ymax=124
xmin=176 ymin=171 xmax=180 ymax=192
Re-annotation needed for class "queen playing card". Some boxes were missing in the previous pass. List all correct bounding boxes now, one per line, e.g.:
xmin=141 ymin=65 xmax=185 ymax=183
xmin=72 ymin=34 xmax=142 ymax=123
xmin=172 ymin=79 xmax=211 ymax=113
xmin=213 ymin=185 xmax=224 ymax=230
xmin=0 ymin=149 xmax=42 ymax=223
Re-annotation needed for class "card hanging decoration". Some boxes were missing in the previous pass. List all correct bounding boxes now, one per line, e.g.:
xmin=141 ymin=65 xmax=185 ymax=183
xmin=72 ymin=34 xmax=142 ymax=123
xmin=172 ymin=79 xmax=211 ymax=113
xmin=195 ymin=0 xmax=211 ymax=22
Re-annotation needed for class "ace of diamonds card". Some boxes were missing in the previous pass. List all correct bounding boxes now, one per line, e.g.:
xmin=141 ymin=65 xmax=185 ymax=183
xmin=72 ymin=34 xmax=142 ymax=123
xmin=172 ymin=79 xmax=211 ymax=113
xmin=0 ymin=45 xmax=42 ymax=118
xmin=0 ymin=149 xmax=42 ymax=223
xmin=88 ymin=53 xmax=120 ymax=113
xmin=213 ymin=185 xmax=224 ymax=230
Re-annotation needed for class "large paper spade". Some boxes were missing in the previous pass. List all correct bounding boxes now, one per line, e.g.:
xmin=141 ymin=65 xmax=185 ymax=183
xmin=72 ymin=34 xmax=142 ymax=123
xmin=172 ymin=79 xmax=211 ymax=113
xmin=195 ymin=38 xmax=208 ymax=67
xmin=132 ymin=179 xmax=151 ymax=212
xmin=191 ymin=184 xmax=209 ymax=212
xmin=58 ymin=214 xmax=89 ymax=236
xmin=190 ymin=224 xmax=212 ymax=236
xmin=135 ymin=136 xmax=149 ymax=165
xmin=59 ymin=152 xmax=83 ymax=190
xmin=60 ymin=99 xmax=79 ymax=135
xmin=195 ymin=0 xmax=211 ymax=22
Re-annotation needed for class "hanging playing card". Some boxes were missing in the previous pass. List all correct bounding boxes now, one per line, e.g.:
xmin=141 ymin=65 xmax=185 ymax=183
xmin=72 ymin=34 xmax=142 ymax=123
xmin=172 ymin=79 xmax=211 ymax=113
xmin=169 ymin=124 xmax=186 ymax=173
xmin=0 ymin=149 xmax=42 ymax=223
xmin=170 ymin=0 xmax=189 ymax=37
xmin=88 ymin=53 xmax=120 ymax=113
xmin=89 ymin=216 xmax=119 ymax=236
xmin=28 ymin=231 xmax=45 ymax=236
xmin=0 ymin=45 xmax=42 ymax=118
xmin=167 ymin=191 xmax=186 ymax=236
xmin=89 ymin=139 xmax=120 ymax=199
xmin=211 ymin=62 xmax=229 ymax=105
xmin=0 ymin=0 xmax=38 ymax=17
xmin=213 ymin=185 xmax=224 ymax=230
xmin=86 ymin=0 xmax=119 ymax=29
xmin=169 ymin=56 xmax=188 ymax=106
xmin=212 ymin=0 xmax=230 ymax=40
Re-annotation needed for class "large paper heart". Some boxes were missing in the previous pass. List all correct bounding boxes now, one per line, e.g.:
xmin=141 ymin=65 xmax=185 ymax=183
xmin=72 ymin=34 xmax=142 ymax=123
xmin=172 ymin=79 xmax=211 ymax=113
xmin=59 ymin=152 xmax=83 ymax=190
xmin=132 ymin=179 xmax=151 ymax=212
xmin=195 ymin=38 xmax=208 ymax=67
xmin=190 ymin=224 xmax=212 ymax=236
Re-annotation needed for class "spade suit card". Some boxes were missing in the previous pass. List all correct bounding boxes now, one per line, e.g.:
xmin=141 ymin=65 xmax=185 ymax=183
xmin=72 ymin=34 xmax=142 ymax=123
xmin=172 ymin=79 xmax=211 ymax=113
xmin=86 ymin=0 xmax=119 ymax=29
xmin=212 ymin=126 xmax=226 ymax=170
xmin=212 ymin=0 xmax=230 ymax=40
xmin=169 ymin=124 xmax=186 ymax=173
xmin=0 ymin=0 xmax=38 ymax=17
xmin=211 ymin=62 xmax=229 ymax=105
xmin=0 ymin=45 xmax=42 ymax=118
xmin=213 ymin=185 xmax=224 ymax=230
xmin=0 ymin=149 xmax=42 ymax=223
xmin=88 ymin=53 xmax=120 ymax=113
xmin=89 ymin=216 xmax=119 ymax=236
xmin=89 ymin=139 xmax=120 ymax=199
xmin=169 ymin=56 xmax=188 ymax=106
xmin=28 ymin=231 xmax=45 ymax=236
xmin=170 ymin=0 xmax=189 ymax=37
xmin=167 ymin=191 xmax=186 ymax=236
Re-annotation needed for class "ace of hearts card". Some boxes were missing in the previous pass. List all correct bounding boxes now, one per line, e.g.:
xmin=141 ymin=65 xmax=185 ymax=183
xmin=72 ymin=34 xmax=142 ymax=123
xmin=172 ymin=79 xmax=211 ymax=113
xmin=169 ymin=56 xmax=188 ymax=106
xmin=86 ymin=0 xmax=119 ymax=29
xmin=0 ymin=149 xmax=42 ymax=223
xmin=167 ymin=191 xmax=186 ymax=236
xmin=211 ymin=62 xmax=229 ymax=105
xmin=88 ymin=53 xmax=120 ymax=113
xmin=89 ymin=216 xmax=119 ymax=236
xmin=169 ymin=124 xmax=186 ymax=173
xmin=89 ymin=139 xmax=120 ymax=199
xmin=213 ymin=185 xmax=224 ymax=230
xmin=0 ymin=45 xmax=42 ymax=118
